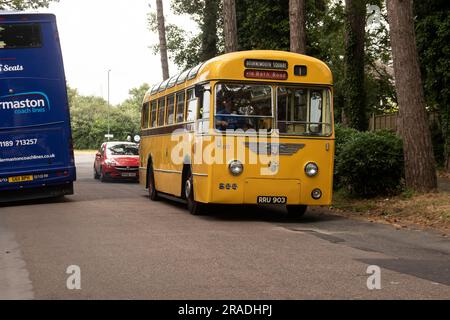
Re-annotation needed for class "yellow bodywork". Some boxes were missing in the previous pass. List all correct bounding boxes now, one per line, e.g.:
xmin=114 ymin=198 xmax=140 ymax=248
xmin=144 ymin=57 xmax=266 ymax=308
xmin=139 ymin=50 xmax=334 ymax=206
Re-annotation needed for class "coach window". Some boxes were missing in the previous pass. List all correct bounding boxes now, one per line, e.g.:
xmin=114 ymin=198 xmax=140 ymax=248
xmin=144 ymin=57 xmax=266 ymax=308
xmin=150 ymin=101 xmax=157 ymax=128
xmin=166 ymin=95 xmax=175 ymax=125
xmin=175 ymin=91 xmax=186 ymax=123
xmin=197 ymin=84 xmax=210 ymax=133
xmin=141 ymin=102 xmax=150 ymax=129
xmin=186 ymin=89 xmax=197 ymax=122
xmin=158 ymin=98 xmax=166 ymax=126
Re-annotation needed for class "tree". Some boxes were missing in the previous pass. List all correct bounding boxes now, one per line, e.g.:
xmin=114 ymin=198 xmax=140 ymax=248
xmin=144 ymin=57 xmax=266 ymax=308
xmin=155 ymin=0 xmax=169 ymax=80
xmin=68 ymin=85 xmax=145 ymax=150
xmin=200 ymin=0 xmax=220 ymax=61
xmin=223 ymin=0 xmax=238 ymax=52
xmin=0 ymin=0 xmax=57 ymax=10
xmin=415 ymin=0 xmax=450 ymax=171
xmin=289 ymin=0 xmax=307 ymax=54
xmin=343 ymin=0 xmax=367 ymax=131
xmin=149 ymin=0 xmax=221 ymax=70
xmin=386 ymin=0 xmax=437 ymax=192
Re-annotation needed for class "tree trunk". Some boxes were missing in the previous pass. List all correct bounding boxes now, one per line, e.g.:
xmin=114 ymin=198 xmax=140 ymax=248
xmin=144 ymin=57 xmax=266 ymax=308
xmin=200 ymin=0 xmax=219 ymax=61
xmin=387 ymin=0 xmax=437 ymax=192
xmin=289 ymin=0 xmax=307 ymax=54
xmin=156 ymin=0 xmax=169 ymax=80
xmin=223 ymin=0 xmax=238 ymax=53
xmin=343 ymin=0 xmax=367 ymax=131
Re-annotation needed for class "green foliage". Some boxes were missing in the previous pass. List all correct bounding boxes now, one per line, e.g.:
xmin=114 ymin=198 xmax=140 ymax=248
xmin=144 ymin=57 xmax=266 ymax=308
xmin=0 ymin=0 xmax=57 ymax=10
xmin=430 ymin=121 xmax=445 ymax=167
xmin=335 ymin=128 xmax=404 ymax=197
xmin=69 ymin=85 xmax=147 ymax=150
xmin=236 ymin=0 xmax=290 ymax=51
xmin=415 ymin=1 xmax=450 ymax=169
xmin=148 ymin=0 xmax=221 ymax=70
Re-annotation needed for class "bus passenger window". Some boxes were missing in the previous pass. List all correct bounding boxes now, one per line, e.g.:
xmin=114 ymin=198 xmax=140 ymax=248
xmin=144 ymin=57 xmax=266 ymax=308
xmin=166 ymin=95 xmax=175 ymax=125
xmin=175 ymin=92 xmax=185 ymax=123
xmin=150 ymin=101 xmax=157 ymax=128
xmin=198 ymin=84 xmax=211 ymax=133
xmin=309 ymin=91 xmax=323 ymax=133
xmin=199 ymin=85 xmax=210 ymax=120
xmin=186 ymin=89 xmax=197 ymax=122
xmin=277 ymin=87 xmax=331 ymax=135
xmin=158 ymin=98 xmax=166 ymax=126
xmin=141 ymin=102 xmax=150 ymax=128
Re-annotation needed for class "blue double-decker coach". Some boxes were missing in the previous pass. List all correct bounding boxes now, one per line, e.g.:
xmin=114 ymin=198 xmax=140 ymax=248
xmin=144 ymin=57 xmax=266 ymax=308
xmin=0 ymin=12 xmax=76 ymax=202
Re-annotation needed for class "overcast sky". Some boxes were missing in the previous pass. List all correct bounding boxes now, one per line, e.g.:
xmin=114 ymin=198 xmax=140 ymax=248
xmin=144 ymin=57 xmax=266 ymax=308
xmin=33 ymin=0 xmax=196 ymax=105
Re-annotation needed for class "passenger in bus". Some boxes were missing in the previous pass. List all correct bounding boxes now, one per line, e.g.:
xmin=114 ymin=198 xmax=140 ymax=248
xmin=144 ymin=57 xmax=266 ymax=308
xmin=216 ymin=95 xmax=241 ymax=130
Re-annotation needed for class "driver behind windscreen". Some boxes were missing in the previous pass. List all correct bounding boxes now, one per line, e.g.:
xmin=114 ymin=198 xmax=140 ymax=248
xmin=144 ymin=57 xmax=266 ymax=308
xmin=216 ymin=93 xmax=241 ymax=131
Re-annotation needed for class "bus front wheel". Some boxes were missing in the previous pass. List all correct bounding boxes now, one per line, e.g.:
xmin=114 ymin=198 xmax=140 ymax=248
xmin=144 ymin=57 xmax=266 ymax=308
xmin=286 ymin=205 xmax=307 ymax=218
xmin=185 ymin=173 xmax=204 ymax=215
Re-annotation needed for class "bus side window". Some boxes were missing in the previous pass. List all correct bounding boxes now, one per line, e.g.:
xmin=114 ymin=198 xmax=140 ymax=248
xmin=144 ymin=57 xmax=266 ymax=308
xmin=309 ymin=91 xmax=322 ymax=133
xmin=197 ymin=84 xmax=211 ymax=133
xmin=166 ymin=95 xmax=175 ymax=125
xmin=150 ymin=100 xmax=157 ymax=128
xmin=186 ymin=89 xmax=196 ymax=122
xmin=175 ymin=91 xmax=186 ymax=123
xmin=158 ymin=98 xmax=166 ymax=126
xmin=141 ymin=102 xmax=150 ymax=129
xmin=198 ymin=84 xmax=211 ymax=120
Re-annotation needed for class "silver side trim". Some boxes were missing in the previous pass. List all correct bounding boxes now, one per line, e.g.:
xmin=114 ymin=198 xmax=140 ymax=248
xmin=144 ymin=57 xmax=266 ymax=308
xmin=154 ymin=169 xmax=182 ymax=174
xmin=192 ymin=173 xmax=208 ymax=177
xmin=244 ymin=142 xmax=305 ymax=156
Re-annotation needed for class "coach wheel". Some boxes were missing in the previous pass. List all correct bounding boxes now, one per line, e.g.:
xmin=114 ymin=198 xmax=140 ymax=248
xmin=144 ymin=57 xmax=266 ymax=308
xmin=185 ymin=172 xmax=204 ymax=215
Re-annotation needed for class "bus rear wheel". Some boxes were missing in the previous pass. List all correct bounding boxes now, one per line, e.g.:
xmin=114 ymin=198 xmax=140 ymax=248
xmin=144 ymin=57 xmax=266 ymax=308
xmin=286 ymin=205 xmax=307 ymax=219
xmin=148 ymin=165 xmax=159 ymax=201
xmin=185 ymin=173 xmax=204 ymax=215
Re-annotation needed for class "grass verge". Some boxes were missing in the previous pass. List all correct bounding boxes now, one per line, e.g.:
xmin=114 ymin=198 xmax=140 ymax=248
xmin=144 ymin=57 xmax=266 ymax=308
xmin=329 ymin=174 xmax=450 ymax=234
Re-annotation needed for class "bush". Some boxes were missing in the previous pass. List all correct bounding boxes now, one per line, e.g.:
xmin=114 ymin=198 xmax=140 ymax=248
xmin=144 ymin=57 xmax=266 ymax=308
xmin=334 ymin=128 xmax=404 ymax=197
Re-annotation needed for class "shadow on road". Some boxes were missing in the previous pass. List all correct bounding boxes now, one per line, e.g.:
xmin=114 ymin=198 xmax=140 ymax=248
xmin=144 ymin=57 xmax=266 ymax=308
xmin=149 ymin=193 xmax=342 ymax=224
xmin=0 ymin=196 xmax=71 ymax=208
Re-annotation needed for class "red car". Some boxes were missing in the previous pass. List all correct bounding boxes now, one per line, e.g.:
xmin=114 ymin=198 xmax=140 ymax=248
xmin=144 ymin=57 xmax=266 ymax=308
xmin=94 ymin=142 xmax=140 ymax=182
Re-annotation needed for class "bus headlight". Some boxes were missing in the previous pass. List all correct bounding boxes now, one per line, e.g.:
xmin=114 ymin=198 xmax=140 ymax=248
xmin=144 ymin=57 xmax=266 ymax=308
xmin=229 ymin=160 xmax=244 ymax=176
xmin=305 ymin=162 xmax=319 ymax=177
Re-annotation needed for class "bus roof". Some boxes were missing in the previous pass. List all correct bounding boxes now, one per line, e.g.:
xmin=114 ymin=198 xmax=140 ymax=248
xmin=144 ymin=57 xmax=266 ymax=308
xmin=145 ymin=50 xmax=333 ymax=100
xmin=0 ymin=12 xmax=56 ymax=22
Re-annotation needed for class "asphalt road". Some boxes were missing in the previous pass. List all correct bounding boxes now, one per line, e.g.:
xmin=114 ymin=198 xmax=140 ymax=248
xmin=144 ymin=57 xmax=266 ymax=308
xmin=0 ymin=153 xmax=449 ymax=299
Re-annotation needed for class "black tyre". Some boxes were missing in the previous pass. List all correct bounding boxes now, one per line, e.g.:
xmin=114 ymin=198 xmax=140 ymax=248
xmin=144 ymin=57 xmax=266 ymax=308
xmin=286 ymin=205 xmax=307 ymax=219
xmin=185 ymin=172 xmax=205 ymax=215
xmin=148 ymin=165 xmax=159 ymax=201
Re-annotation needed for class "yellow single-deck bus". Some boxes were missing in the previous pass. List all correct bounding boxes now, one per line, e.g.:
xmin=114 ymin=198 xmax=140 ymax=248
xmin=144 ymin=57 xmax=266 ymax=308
xmin=140 ymin=50 xmax=334 ymax=217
